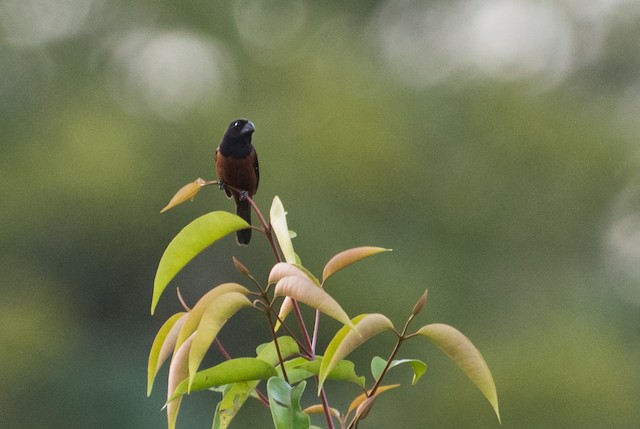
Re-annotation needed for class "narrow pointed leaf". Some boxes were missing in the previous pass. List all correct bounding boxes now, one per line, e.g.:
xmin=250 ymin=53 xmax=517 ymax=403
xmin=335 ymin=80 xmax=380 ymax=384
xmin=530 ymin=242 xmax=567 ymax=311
xmin=232 ymin=256 xmax=251 ymax=276
xmin=151 ymin=212 xmax=250 ymax=314
xmin=274 ymin=275 xmax=353 ymax=328
xmin=322 ymin=247 xmax=391 ymax=284
xmin=274 ymin=296 xmax=294 ymax=332
xmin=166 ymin=334 xmax=194 ymax=429
xmin=270 ymin=196 xmax=296 ymax=264
xmin=319 ymin=314 xmax=393 ymax=393
xmin=171 ymin=358 xmax=277 ymax=399
xmin=411 ymin=289 xmax=428 ymax=317
xmin=215 ymin=337 xmax=299 ymax=429
xmin=160 ymin=178 xmax=208 ymax=213
xmin=212 ymin=401 xmax=224 ymax=429
xmin=188 ymin=292 xmax=253 ymax=389
xmin=148 ymin=312 xmax=187 ymax=396
xmin=370 ymin=356 xmax=427 ymax=386
xmin=267 ymin=378 xmax=310 ymax=429
xmin=347 ymin=384 xmax=400 ymax=415
xmin=174 ymin=283 xmax=249 ymax=352
xmin=417 ymin=323 xmax=500 ymax=423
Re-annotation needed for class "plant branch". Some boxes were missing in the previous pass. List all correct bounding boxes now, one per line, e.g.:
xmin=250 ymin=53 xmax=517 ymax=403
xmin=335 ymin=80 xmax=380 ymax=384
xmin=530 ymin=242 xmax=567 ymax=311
xmin=319 ymin=378 xmax=336 ymax=429
xmin=216 ymin=181 xmax=282 ymax=263
xmin=217 ymin=184 xmax=334 ymax=424
xmin=265 ymin=307 xmax=290 ymax=384
xmin=311 ymin=309 xmax=321 ymax=353
xmin=348 ymin=314 xmax=417 ymax=429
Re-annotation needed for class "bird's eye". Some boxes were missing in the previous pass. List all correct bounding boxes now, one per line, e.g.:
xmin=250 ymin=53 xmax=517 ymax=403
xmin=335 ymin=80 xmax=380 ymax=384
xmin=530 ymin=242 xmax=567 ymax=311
xmin=233 ymin=121 xmax=240 ymax=128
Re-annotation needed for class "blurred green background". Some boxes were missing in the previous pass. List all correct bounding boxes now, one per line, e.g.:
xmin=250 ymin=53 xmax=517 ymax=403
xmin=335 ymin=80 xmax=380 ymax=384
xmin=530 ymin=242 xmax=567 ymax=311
xmin=2 ymin=0 xmax=640 ymax=427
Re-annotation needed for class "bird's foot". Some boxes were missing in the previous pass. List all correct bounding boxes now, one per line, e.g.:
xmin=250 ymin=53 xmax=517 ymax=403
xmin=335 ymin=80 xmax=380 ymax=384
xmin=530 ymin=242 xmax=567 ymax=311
xmin=218 ymin=180 xmax=226 ymax=190
xmin=239 ymin=190 xmax=249 ymax=201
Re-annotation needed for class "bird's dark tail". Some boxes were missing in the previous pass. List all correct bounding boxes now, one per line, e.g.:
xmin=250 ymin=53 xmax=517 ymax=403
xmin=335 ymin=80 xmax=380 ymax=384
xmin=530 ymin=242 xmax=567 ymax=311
xmin=236 ymin=199 xmax=252 ymax=245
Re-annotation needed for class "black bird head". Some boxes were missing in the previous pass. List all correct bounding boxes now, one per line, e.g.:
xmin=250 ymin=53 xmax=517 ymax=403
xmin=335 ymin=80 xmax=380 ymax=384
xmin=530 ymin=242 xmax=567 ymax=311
xmin=224 ymin=119 xmax=255 ymax=143
xmin=218 ymin=119 xmax=256 ymax=158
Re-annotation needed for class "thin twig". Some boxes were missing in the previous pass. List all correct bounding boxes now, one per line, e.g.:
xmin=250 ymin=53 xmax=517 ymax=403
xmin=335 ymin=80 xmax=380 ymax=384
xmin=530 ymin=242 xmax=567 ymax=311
xmin=176 ymin=288 xmax=191 ymax=312
xmin=348 ymin=315 xmax=417 ymax=429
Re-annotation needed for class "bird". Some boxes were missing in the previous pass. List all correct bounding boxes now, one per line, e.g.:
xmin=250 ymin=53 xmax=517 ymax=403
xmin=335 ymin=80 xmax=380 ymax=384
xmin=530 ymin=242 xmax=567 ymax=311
xmin=215 ymin=119 xmax=259 ymax=245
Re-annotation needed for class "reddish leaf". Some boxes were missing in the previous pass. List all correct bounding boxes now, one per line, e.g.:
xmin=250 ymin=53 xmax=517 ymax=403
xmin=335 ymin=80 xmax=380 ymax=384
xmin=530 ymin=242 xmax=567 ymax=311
xmin=322 ymin=246 xmax=391 ymax=284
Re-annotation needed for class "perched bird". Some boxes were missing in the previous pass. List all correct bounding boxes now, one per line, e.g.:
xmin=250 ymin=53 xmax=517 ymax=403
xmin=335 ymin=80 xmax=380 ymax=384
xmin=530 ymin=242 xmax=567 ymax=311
xmin=215 ymin=119 xmax=259 ymax=245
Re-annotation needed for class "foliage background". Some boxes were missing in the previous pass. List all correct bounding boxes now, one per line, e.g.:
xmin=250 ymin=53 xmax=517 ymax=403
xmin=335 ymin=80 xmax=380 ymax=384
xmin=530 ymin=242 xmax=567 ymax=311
xmin=2 ymin=0 xmax=640 ymax=427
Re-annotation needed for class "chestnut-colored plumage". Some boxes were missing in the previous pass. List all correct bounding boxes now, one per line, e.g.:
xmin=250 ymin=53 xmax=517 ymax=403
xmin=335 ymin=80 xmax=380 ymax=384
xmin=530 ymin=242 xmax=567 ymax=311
xmin=215 ymin=119 xmax=259 ymax=245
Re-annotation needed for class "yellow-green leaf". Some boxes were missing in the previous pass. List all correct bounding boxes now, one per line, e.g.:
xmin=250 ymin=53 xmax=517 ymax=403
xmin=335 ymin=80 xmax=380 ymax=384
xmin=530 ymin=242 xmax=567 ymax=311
xmin=287 ymin=356 xmax=365 ymax=387
xmin=188 ymin=292 xmax=253 ymax=389
xmin=318 ymin=314 xmax=394 ymax=393
xmin=174 ymin=283 xmax=249 ymax=352
xmin=215 ymin=337 xmax=299 ymax=429
xmin=151 ymin=212 xmax=250 ymax=314
xmin=303 ymin=404 xmax=340 ymax=418
xmin=172 ymin=358 xmax=277 ymax=399
xmin=147 ymin=312 xmax=187 ymax=396
xmin=213 ymin=382 xmax=252 ymax=429
xmin=255 ymin=336 xmax=300 ymax=363
xmin=322 ymin=247 xmax=391 ymax=284
xmin=270 ymin=196 xmax=296 ymax=263
xmin=274 ymin=275 xmax=353 ymax=329
xmin=417 ymin=323 xmax=500 ymax=423
xmin=160 ymin=178 xmax=208 ymax=213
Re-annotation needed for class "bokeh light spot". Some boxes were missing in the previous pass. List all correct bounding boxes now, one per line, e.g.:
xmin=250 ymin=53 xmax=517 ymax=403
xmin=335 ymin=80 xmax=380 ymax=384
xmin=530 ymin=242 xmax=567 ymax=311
xmin=107 ymin=30 xmax=235 ymax=120
xmin=0 ymin=0 xmax=94 ymax=46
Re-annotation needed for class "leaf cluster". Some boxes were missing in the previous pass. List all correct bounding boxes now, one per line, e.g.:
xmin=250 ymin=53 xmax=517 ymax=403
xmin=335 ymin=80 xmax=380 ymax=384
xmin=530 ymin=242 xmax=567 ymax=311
xmin=148 ymin=185 xmax=500 ymax=428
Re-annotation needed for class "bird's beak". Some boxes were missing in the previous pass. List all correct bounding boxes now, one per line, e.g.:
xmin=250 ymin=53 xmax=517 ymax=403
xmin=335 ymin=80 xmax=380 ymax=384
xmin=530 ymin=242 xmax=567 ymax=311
xmin=241 ymin=121 xmax=255 ymax=136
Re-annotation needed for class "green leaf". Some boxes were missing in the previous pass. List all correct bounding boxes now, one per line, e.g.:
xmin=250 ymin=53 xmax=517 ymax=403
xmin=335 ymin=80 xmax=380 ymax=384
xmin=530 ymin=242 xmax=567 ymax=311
xmin=174 ymin=283 xmax=250 ymax=353
xmin=287 ymin=356 xmax=365 ymax=387
xmin=322 ymin=246 xmax=391 ymax=284
xmin=270 ymin=196 xmax=296 ymax=264
xmin=267 ymin=378 xmax=310 ymax=429
xmin=151 ymin=211 xmax=250 ymax=314
xmin=370 ymin=356 xmax=427 ymax=386
xmin=213 ymin=381 xmax=253 ymax=429
xmin=319 ymin=314 xmax=394 ymax=393
xmin=274 ymin=275 xmax=353 ymax=329
xmin=188 ymin=292 xmax=253 ymax=389
xmin=256 ymin=336 xmax=300 ymax=363
xmin=147 ymin=312 xmax=187 ymax=396
xmin=214 ymin=337 xmax=300 ymax=429
xmin=171 ymin=358 xmax=278 ymax=400
xmin=417 ymin=323 xmax=500 ymax=423
xmin=370 ymin=356 xmax=386 ymax=381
